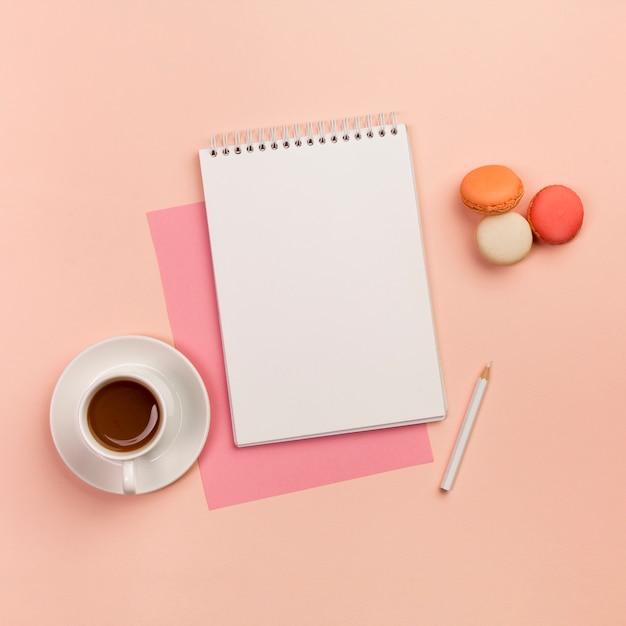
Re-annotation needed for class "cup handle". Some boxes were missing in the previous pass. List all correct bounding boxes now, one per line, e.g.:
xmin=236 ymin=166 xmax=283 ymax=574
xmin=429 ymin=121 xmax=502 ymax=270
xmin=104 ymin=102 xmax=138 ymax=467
xmin=122 ymin=460 xmax=137 ymax=495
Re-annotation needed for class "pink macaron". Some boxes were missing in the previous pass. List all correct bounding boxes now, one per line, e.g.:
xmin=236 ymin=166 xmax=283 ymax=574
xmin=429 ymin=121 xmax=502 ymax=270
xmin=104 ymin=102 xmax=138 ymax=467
xmin=527 ymin=185 xmax=584 ymax=244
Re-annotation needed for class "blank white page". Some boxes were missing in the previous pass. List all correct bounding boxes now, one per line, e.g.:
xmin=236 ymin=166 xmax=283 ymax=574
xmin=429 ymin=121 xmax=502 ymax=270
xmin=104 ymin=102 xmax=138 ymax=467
xmin=200 ymin=121 xmax=446 ymax=446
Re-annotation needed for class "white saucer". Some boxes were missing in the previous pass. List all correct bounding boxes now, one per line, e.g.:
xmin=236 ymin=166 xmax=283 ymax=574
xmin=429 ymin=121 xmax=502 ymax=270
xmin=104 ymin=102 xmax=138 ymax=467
xmin=50 ymin=335 xmax=210 ymax=495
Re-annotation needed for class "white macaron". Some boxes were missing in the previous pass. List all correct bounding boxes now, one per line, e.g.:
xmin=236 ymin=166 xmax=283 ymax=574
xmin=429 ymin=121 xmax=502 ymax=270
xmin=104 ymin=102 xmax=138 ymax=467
xmin=475 ymin=212 xmax=533 ymax=265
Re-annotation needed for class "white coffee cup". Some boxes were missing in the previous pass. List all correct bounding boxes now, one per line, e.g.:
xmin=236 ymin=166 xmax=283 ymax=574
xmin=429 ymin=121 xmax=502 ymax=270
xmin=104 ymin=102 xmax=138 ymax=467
xmin=78 ymin=365 xmax=173 ymax=495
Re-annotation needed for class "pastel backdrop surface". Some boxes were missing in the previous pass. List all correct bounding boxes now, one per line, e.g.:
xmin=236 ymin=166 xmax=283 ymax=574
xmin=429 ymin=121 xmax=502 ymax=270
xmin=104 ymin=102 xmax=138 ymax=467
xmin=1 ymin=1 xmax=625 ymax=624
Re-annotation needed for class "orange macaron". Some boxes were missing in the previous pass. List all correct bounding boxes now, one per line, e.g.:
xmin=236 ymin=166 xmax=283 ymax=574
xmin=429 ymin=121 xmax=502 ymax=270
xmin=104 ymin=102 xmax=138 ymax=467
xmin=460 ymin=165 xmax=524 ymax=214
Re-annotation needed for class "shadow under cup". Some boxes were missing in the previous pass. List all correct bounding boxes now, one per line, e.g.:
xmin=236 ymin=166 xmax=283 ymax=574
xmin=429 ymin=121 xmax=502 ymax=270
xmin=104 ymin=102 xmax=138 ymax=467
xmin=86 ymin=378 xmax=162 ymax=454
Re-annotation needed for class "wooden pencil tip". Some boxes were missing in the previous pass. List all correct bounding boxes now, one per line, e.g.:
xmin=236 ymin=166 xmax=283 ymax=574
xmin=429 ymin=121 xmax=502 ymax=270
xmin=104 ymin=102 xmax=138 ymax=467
xmin=481 ymin=362 xmax=491 ymax=380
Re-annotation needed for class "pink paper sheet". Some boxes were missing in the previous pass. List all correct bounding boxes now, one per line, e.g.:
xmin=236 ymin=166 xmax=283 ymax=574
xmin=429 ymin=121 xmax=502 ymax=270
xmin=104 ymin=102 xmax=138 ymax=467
xmin=148 ymin=202 xmax=433 ymax=508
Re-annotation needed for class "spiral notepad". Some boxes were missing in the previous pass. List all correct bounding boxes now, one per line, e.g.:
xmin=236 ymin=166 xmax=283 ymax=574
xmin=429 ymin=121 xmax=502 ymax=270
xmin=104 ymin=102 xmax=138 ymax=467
xmin=199 ymin=113 xmax=446 ymax=446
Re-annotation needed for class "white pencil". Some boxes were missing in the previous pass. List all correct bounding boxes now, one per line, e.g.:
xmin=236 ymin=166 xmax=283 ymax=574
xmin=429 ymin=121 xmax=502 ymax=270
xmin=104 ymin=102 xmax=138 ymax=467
xmin=440 ymin=362 xmax=491 ymax=491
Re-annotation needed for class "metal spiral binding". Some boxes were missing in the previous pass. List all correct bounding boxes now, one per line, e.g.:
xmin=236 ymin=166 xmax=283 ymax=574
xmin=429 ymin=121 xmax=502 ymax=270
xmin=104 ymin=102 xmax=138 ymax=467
xmin=208 ymin=112 xmax=398 ymax=157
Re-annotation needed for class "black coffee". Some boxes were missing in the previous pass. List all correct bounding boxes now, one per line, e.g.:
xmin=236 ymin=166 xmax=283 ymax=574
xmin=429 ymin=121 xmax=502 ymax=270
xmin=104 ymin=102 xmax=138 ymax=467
xmin=87 ymin=380 xmax=160 ymax=452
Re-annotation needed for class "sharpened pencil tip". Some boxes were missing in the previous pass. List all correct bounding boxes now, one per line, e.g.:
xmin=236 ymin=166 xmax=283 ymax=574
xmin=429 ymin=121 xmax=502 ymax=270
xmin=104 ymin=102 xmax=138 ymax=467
xmin=481 ymin=362 xmax=491 ymax=380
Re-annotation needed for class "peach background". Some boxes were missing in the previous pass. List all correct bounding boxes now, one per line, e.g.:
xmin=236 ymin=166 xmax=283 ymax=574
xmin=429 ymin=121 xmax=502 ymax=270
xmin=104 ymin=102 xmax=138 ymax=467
xmin=2 ymin=1 xmax=625 ymax=624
